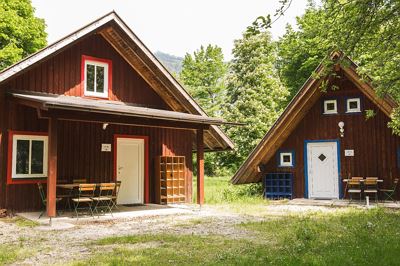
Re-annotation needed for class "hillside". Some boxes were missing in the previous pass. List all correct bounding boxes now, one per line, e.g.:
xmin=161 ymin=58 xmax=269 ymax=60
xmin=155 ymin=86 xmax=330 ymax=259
xmin=154 ymin=51 xmax=183 ymax=74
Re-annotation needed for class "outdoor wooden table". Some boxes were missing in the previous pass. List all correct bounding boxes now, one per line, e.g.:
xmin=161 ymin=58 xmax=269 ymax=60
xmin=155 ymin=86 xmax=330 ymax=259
xmin=57 ymin=184 xmax=80 ymax=189
xmin=342 ymin=179 xmax=383 ymax=183
xmin=342 ymin=179 xmax=383 ymax=199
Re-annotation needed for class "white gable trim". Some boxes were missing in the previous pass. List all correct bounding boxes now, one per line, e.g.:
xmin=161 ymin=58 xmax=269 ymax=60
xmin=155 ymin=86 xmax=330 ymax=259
xmin=0 ymin=12 xmax=115 ymax=83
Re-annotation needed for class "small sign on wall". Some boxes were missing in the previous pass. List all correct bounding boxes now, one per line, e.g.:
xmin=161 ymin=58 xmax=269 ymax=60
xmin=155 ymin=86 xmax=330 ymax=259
xmin=345 ymin=149 xmax=354 ymax=157
xmin=101 ymin=144 xmax=112 ymax=152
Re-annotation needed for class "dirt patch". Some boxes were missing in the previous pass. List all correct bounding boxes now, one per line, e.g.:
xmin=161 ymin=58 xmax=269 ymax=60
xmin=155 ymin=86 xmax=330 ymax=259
xmin=0 ymin=204 xmax=346 ymax=265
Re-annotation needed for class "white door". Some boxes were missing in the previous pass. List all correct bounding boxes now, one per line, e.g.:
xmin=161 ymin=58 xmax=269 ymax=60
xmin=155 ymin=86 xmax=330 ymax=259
xmin=116 ymin=138 xmax=144 ymax=205
xmin=307 ymin=142 xmax=339 ymax=199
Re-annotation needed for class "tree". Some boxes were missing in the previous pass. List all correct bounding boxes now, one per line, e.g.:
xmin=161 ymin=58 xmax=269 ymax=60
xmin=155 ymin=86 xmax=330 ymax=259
xmin=277 ymin=3 xmax=331 ymax=100
xmin=278 ymin=0 xmax=400 ymax=131
xmin=222 ymin=20 xmax=289 ymax=170
xmin=0 ymin=0 xmax=47 ymax=70
xmin=180 ymin=45 xmax=227 ymax=117
xmin=180 ymin=45 xmax=227 ymax=176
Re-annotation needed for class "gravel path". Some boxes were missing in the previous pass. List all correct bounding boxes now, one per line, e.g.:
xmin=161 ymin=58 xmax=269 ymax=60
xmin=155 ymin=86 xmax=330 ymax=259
xmin=0 ymin=204 xmax=345 ymax=265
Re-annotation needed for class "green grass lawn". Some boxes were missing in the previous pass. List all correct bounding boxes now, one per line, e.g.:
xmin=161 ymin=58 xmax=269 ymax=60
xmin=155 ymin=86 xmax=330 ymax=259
xmin=0 ymin=243 xmax=33 ymax=265
xmin=0 ymin=245 xmax=23 ymax=265
xmin=193 ymin=175 xmax=269 ymax=215
xmin=72 ymin=176 xmax=400 ymax=265
xmin=76 ymin=208 xmax=400 ymax=265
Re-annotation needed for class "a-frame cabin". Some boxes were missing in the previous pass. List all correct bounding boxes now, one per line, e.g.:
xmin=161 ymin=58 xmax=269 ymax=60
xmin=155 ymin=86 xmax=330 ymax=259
xmin=232 ymin=52 xmax=399 ymax=200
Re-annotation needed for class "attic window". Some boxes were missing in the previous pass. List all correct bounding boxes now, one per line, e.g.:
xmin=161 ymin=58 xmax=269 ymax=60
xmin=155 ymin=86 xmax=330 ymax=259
xmin=346 ymin=98 xmax=361 ymax=113
xmin=278 ymin=151 xmax=294 ymax=167
xmin=323 ymin=99 xmax=338 ymax=114
xmin=82 ymin=55 xmax=112 ymax=98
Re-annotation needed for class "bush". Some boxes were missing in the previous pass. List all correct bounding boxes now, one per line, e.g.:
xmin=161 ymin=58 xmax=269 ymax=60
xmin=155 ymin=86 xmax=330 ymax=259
xmin=222 ymin=182 xmax=263 ymax=202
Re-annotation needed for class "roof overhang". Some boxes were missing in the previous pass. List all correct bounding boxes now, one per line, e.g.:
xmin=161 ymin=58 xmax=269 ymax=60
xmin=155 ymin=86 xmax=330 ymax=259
xmin=10 ymin=92 xmax=228 ymax=126
xmin=0 ymin=11 xmax=234 ymax=151
xmin=231 ymin=51 xmax=398 ymax=184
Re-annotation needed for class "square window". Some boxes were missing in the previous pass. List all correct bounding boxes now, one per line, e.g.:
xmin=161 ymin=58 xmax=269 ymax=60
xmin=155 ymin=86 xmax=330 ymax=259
xmin=323 ymin=100 xmax=338 ymax=114
xmin=12 ymin=134 xmax=48 ymax=179
xmin=346 ymin=98 xmax=361 ymax=113
xmin=83 ymin=56 xmax=111 ymax=98
xmin=279 ymin=152 xmax=294 ymax=167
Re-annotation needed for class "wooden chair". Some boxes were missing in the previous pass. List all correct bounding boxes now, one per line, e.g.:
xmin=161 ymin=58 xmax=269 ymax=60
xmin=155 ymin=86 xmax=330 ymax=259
xmin=91 ymin=183 xmax=116 ymax=217
xmin=71 ymin=184 xmax=96 ymax=218
xmin=56 ymin=180 xmax=73 ymax=211
xmin=364 ymin=177 xmax=379 ymax=202
xmin=347 ymin=178 xmax=362 ymax=202
xmin=37 ymin=183 xmax=61 ymax=218
xmin=380 ymin=178 xmax=399 ymax=202
xmin=111 ymin=181 xmax=122 ymax=210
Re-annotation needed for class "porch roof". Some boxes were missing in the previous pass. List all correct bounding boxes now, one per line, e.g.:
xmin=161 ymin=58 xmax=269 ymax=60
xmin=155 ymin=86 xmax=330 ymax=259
xmin=11 ymin=91 xmax=230 ymax=126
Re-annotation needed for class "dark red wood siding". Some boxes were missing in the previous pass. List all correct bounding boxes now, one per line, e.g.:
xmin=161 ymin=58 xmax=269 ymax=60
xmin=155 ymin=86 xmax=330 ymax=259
xmin=0 ymin=89 xmax=5 ymax=208
xmin=0 ymin=104 xmax=194 ymax=211
xmin=3 ymin=34 xmax=169 ymax=110
xmin=264 ymin=76 xmax=400 ymax=198
xmin=0 ymin=33 xmax=196 ymax=211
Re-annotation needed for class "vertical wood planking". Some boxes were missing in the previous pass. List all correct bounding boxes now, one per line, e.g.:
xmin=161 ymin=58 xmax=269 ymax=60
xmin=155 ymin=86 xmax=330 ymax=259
xmin=264 ymin=76 xmax=400 ymax=198
xmin=196 ymin=129 xmax=204 ymax=205
xmin=47 ymin=117 xmax=58 ymax=217
xmin=6 ymin=34 xmax=169 ymax=110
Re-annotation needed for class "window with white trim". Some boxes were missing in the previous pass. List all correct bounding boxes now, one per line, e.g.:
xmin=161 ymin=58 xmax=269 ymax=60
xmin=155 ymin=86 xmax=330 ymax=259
xmin=279 ymin=152 xmax=294 ymax=167
xmin=346 ymin=98 xmax=361 ymax=113
xmin=12 ymin=135 xmax=48 ymax=179
xmin=323 ymin=99 xmax=338 ymax=114
xmin=84 ymin=59 xmax=109 ymax=98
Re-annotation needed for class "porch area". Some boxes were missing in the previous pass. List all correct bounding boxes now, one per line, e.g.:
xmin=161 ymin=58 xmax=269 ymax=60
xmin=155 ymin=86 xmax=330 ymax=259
xmin=16 ymin=204 xmax=194 ymax=228
xmin=287 ymin=198 xmax=400 ymax=209
xmin=4 ymin=91 xmax=233 ymax=216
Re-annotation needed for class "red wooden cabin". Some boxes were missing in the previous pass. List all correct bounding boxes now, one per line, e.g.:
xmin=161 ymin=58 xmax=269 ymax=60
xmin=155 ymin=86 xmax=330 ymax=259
xmin=232 ymin=52 xmax=400 ymax=200
xmin=0 ymin=12 xmax=233 ymax=216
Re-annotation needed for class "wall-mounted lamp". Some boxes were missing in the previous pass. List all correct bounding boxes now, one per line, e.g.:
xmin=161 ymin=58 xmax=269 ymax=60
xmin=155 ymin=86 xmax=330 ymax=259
xmin=102 ymin=123 xmax=109 ymax=130
xmin=338 ymin=121 xmax=344 ymax=137
xmin=257 ymin=164 xmax=266 ymax=173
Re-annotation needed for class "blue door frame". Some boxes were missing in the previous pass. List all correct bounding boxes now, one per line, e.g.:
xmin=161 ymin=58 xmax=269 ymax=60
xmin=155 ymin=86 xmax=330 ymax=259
xmin=304 ymin=139 xmax=342 ymax=199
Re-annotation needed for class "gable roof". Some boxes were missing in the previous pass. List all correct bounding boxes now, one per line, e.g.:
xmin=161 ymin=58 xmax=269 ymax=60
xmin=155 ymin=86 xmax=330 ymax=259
xmin=231 ymin=51 xmax=398 ymax=184
xmin=0 ymin=11 xmax=234 ymax=151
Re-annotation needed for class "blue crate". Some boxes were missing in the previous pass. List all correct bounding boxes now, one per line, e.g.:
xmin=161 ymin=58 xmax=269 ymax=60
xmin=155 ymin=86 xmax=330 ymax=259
xmin=263 ymin=173 xmax=293 ymax=199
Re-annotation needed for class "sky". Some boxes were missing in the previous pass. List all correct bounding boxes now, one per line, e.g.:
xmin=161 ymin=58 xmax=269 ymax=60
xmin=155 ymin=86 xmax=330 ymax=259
xmin=31 ymin=0 xmax=310 ymax=60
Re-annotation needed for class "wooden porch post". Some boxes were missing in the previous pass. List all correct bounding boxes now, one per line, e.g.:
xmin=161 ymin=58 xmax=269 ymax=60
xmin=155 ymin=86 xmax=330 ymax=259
xmin=196 ymin=129 xmax=204 ymax=205
xmin=47 ymin=117 xmax=58 ymax=218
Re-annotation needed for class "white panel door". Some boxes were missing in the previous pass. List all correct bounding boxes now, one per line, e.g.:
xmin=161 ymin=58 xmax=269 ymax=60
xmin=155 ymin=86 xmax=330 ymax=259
xmin=307 ymin=142 xmax=339 ymax=199
xmin=116 ymin=138 xmax=144 ymax=205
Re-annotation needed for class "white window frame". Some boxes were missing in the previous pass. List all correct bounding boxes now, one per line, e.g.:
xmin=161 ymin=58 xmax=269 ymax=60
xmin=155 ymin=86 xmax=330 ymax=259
xmin=12 ymin=135 xmax=48 ymax=179
xmin=279 ymin=152 xmax=293 ymax=167
xmin=84 ymin=59 xmax=109 ymax=98
xmin=346 ymin=98 xmax=361 ymax=113
xmin=323 ymin=99 xmax=338 ymax=114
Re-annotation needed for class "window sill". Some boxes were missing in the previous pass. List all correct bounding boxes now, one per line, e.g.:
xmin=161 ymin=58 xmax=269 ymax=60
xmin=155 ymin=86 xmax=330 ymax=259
xmin=83 ymin=93 xmax=109 ymax=99
xmin=7 ymin=178 xmax=47 ymax=185
xmin=323 ymin=112 xmax=338 ymax=115
xmin=345 ymin=110 xmax=362 ymax=114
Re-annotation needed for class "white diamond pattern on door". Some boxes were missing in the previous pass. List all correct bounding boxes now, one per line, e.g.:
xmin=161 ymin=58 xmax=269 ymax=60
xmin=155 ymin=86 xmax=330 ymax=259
xmin=116 ymin=138 xmax=144 ymax=205
xmin=307 ymin=142 xmax=339 ymax=199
